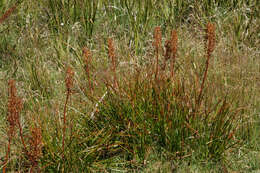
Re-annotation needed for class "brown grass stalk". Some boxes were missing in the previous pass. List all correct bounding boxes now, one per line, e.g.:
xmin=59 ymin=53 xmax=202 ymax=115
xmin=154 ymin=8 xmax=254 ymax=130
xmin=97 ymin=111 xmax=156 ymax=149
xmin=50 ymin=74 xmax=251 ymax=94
xmin=83 ymin=47 xmax=93 ymax=93
xmin=108 ymin=38 xmax=118 ymax=89
xmin=197 ymin=22 xmax=216 ymax=111
xmin=62 ymin=67 xmax=74 ymax=158
xmin=163 ymin=30 xmax=178 ymax=80
xmin=163 ymin=40 xmax=171 ymax=69
xmin=3 ymin=134 xmax=11 ymax=173
xmin=170 ymin=30 xmax=178 ymax=78
xmin=153 ymin=26 xmax=162 ymax=79
xmin=27 ymin=124 xmax=43 ymax=173
xmin=0 ymin=4 xmax=17 ymax=24
xmin=3 ymin=80 xmax=24 ymax=173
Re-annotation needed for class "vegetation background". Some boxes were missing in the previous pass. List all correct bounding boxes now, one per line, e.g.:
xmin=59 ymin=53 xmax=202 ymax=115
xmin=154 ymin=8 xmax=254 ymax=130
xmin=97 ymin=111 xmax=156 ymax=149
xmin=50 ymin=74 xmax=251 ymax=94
xmin=0 ymin=0 xmax=259 ymax=172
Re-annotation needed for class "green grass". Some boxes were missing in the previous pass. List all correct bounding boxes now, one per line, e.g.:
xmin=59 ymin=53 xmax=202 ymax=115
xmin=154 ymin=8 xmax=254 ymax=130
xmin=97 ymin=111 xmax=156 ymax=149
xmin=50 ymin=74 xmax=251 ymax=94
xmin=0 ymin=0 xmax=259 ymax=172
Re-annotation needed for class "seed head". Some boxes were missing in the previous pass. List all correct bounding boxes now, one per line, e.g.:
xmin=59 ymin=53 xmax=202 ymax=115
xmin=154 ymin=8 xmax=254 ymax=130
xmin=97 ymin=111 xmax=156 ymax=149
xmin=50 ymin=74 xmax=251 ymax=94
xmin=165 ymin=30 xmax=178 ymax=60
xmin=83 ymin=47 xmax=91 ymax=63
xmin=108 ymin=38 xmax=116 ymax=68
xmin=27 ymin=125 xmax=43 ymax=170
xmin=108 ymin=38 xmax=118 ymax=88
xmin=206 ymin=23 xmax=216 ymax=58
xmin=83 ymin=47 xmax=91 ymax=73
xmin=171 ymin=30 xmax=178 ymax=59
xmin=153 ymin=26 xmax=162 ymax=52
xmin=65 ymin=67 xmax=74 ymax=93
xmin=7 ymin=80 xmax=23 ymax=137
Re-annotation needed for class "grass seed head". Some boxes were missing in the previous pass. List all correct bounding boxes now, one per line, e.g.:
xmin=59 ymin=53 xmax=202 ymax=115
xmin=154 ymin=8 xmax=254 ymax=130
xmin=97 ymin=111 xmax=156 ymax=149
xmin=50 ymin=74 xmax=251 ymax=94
xmin=7 ymin=80 xmax=23 ymax=137
xmin=83 ymin=47 xmax=91 ymax=74
xmin=108 ymin=38 xmax=116 ymax=68
xmin=206 ymin=23 xmax=216 ymax=58
xmin=83 ymin=47 xmax=93 ymax=92
xmin=83 ymin=47 xmax=91 ymax=65
xmin=164 ymin=30 xmax=178 ymax=62
xmin=65 ymin=67 xmax=74 ymax=93
xmin=27 ymin=126 xmax=43 ymax=166
xmin=164 ymin=40 xmax=171 ymax=60
xmin=171 ymin=30 xmax=178 ymax=59
xmin=107 ymin=38 xmax=119 ymax=88
xmin=153 ymin=26 xmax=162 ymax=52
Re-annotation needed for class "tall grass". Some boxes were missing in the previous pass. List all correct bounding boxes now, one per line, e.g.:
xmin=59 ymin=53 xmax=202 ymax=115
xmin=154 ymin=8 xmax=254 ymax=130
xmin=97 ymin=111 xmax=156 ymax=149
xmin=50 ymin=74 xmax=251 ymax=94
xmin=0 ymin=0 xmax=259 ymax=172
xmin=3 ymin=80 xmax=23 ymax=173
xmin=196 ymin=22 xmax=216 ymax=111
xmin=37 ymin=0 xmax=259 ymax=51
xmin=1 ymin=24 xmax=257 ymax=172
xmin=45 ymin=0 xmax=98 ymax=38
xmin=62 ymin=67 xmax=74 ymax=159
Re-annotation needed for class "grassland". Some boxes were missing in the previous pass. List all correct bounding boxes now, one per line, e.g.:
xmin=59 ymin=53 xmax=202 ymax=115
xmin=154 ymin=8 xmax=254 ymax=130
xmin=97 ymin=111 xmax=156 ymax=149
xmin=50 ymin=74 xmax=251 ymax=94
xmin=0 ymin=0 xmax=259 ymax=172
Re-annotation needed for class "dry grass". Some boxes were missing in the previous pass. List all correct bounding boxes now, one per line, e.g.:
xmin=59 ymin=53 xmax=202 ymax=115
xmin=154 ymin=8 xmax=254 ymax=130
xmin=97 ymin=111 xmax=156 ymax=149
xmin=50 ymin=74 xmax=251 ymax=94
xmin=63 ymin=66 xmax=74 ymax=158
xmin=197 ymin=22 xmax=216 ymax=112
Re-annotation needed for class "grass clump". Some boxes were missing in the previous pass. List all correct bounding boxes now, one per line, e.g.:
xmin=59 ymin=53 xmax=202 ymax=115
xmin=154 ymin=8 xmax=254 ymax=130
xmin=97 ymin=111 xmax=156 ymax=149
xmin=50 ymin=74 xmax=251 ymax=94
xmin=96 ymin=25 xmax=247 ymax=166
